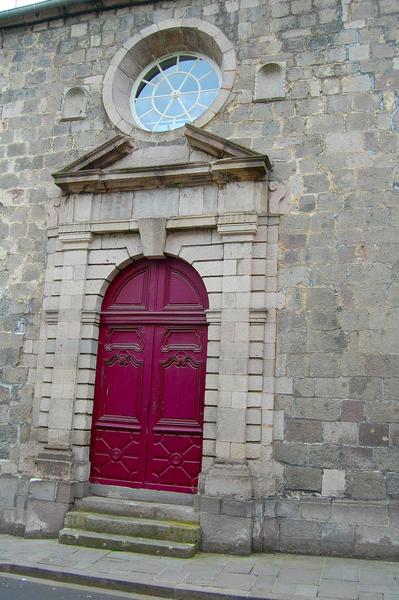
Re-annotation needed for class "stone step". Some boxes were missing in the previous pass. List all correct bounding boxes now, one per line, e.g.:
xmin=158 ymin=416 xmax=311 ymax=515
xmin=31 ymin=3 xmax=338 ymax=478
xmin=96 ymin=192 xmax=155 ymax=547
xmin=89 ymin=484 xmax=195 ymax=506
xmin=59 ymin=527 xmax=197 ymax=558
xmin=76 ymin=495 xmax=199 ymax=523
xmin=64 ymin=510 xmax=200 ymax=544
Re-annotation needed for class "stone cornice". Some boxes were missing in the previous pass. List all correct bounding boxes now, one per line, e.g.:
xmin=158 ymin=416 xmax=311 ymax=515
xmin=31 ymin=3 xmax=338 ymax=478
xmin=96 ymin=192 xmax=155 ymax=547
xmin=53 ymin=156 xmax=269 ymax=194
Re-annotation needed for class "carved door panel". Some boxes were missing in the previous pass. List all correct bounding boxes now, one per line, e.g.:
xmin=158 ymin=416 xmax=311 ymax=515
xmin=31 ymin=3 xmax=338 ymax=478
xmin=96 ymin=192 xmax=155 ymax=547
xmin=145 ymin=325 xmax=207 ymax=492
xmin=89 ymin=324 xmax=153 ymax=487
xmin=89 ymin=257 xmax=208 ymax=494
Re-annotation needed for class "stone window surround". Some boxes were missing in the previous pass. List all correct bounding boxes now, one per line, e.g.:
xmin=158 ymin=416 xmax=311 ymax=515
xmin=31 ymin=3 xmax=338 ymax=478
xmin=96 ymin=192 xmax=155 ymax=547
xmin=102 ymin=19 xmax=236 ymax=140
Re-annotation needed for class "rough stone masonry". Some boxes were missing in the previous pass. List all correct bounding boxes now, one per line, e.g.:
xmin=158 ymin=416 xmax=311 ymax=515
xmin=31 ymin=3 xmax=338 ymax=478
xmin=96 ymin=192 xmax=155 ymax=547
xmin=0 ymin=0 xmax=399 ymax=558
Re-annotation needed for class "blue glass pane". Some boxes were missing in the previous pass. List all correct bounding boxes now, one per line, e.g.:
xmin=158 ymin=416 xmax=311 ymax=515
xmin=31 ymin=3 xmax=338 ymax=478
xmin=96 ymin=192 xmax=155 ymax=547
xmin=153 ymin=96 xmax=172 ymax=114
xmin=187 ymin=104 xmax=206 ymax=119
xmin=140 ymin=110 xmax=160 ymax=125
xmin=198 ymin=90 xmax=218 ymax=106
xmin=155 ymin=78 xmax=172 ymax=96
xmin=180 ymin=92 xmax=199 ymax=110
xmin=200 ymin=71 xmax=220 ymax=90
xmin=178 ymin=58 xmax=197 ymax=73
xmin=134 ymin=97 xmax=153 ymax=116
xmin=180 ymin=76 xmax=199 ymax=94
xmin=168 ymin=73 xmax=188 ymax=89
xmin=166 ymin=99 xmax=186 ymax=117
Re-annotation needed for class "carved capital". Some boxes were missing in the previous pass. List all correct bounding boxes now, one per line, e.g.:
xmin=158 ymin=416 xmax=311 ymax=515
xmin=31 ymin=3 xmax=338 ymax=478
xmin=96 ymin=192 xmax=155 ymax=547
xmin=217 ymin=213 xmax=258 ymax=242
xmin=47 ymin=197 xmax=61 ymax=229
xmin=268 ymin=181 xmax=288 ymax=215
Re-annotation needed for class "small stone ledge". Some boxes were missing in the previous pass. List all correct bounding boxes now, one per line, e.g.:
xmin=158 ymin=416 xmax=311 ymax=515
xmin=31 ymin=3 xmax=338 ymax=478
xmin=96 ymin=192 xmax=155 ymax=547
xmin=267 ymin=497 xmax=396 ymax=560
xmin=198 ymin=495 xmax=397 ymax=559
xmin=0 ymin=475 xmax=88 ymax=538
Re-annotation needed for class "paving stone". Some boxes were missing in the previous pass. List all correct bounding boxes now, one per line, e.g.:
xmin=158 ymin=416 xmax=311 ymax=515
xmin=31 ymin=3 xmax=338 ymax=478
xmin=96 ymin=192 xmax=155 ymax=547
xmin=211 ymin=572 xmax=257 ymax=591
xmin=222 ymin=560 xmax=255 ymax=574
xmin=278 ymin=567 xmax=322 ymax=585
xmin=318 ymin=580 xmax=359 ymax=599
xmin=322 ymin=566 xmax=359 ymax=582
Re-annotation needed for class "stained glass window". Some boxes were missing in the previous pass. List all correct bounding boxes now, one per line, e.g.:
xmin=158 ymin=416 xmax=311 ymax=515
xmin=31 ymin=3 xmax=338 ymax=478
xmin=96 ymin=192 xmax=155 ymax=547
xmin=131 ymin=53 xmax=221 ymax=132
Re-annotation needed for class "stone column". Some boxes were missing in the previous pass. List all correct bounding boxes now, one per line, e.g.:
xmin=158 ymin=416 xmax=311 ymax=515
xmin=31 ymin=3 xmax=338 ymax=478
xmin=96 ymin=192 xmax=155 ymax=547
xmin=200 ymin=213 xmax=258 ymax=554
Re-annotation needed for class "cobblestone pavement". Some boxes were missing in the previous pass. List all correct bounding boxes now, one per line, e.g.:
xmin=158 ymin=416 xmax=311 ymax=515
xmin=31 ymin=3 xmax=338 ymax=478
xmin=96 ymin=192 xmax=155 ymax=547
xmin=1 ymin=534 xmax=399 ymax=600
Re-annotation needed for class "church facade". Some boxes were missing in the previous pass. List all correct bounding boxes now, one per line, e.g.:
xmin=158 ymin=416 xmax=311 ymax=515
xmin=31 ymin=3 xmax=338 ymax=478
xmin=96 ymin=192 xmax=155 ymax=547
xmin=0 ymin=0 xmax=399 ymax=558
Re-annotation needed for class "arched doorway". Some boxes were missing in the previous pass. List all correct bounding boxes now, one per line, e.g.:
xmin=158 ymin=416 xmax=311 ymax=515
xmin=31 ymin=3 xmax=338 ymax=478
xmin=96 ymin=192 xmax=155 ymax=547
xmin=89 ymin=257 xmax=209 ymax=494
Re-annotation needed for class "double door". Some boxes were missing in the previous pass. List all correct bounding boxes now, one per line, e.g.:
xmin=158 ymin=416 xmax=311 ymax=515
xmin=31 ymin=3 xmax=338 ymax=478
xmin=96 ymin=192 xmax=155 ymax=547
xmin=89 ymin=258 xmax=208 ymax=493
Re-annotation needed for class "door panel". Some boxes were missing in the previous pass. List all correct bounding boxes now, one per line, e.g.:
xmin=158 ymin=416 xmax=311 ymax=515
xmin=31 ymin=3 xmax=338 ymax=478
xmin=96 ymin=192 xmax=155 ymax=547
xmin=90 ymin=429 xmax=142 ymax=484
xmin=101 ymin=352 xmax=143 ymax=420
xmin=90 ymin=257 xmax=208 ymax=494
xmin=146 ymin=433 xmax=203 ymax=492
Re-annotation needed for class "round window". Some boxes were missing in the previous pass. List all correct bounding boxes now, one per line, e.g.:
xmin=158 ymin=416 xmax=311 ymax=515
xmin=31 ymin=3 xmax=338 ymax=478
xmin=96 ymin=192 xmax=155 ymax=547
xmin=131 ymin=53 xmax=221 ymax=133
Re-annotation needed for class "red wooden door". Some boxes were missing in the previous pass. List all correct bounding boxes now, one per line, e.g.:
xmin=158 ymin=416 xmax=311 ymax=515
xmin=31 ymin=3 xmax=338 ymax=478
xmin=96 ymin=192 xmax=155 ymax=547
xmin=89 ymin=257 xmax=208 ymax=494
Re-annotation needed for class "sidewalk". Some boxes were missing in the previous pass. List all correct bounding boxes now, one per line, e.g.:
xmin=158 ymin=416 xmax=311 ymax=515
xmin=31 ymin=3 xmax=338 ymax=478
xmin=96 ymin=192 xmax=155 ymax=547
xmin=1 ymin=534 xmax=398 ymax=600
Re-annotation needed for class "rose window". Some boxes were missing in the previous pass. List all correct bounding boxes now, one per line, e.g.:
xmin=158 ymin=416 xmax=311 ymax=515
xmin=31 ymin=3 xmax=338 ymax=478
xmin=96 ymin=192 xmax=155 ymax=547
xmin=131 ymin=53 xmax=221 ymax=132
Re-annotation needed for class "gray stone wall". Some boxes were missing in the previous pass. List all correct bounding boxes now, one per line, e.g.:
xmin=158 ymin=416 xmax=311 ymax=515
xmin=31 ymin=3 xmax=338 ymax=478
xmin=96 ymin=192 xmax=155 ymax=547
xmin=0 ymin=0 xmax=398 ymax=551
xmin=272 ymin=0 xmax=399 ymax=503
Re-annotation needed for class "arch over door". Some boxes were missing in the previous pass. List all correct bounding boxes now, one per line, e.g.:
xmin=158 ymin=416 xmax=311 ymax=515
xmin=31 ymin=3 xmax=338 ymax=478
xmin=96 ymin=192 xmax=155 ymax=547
xmin=89 ymin=257 xmax=209 ymax=494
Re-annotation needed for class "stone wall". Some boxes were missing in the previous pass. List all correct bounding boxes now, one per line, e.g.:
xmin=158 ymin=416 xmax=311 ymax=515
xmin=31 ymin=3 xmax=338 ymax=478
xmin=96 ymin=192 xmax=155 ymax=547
xmin=0 ymin=0 xmax=399 ymax=555
xmin=272 ymin=0 xmax=399 ymax=504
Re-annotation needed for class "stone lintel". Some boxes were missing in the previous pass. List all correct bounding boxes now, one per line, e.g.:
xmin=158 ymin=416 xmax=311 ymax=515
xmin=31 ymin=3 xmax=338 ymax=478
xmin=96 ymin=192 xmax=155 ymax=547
xmin=167 ymin=214 xmax=217 ymax=231
xmin=58 ymin=232 xmax=94 ymax=249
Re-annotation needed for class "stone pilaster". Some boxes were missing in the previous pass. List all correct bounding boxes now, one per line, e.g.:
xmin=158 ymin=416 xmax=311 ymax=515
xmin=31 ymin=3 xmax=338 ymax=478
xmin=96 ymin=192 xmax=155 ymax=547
xmin=200 ymin=213 xmax=258 ymax=554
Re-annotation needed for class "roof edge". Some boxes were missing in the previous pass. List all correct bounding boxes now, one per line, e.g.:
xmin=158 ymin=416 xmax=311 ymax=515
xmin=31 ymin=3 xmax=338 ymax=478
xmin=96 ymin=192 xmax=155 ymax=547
xmin=0 ymin=0 xmax=160 ymax=29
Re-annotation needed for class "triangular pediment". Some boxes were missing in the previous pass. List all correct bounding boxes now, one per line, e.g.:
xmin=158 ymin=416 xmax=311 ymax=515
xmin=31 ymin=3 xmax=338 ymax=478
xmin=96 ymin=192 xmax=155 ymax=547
xmin=53 ymin=125 xmax=271 ymax=194
xmin=59 ymin=135 xmax=138 ymax=173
